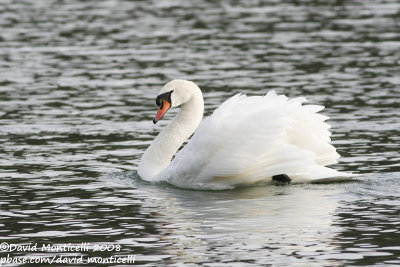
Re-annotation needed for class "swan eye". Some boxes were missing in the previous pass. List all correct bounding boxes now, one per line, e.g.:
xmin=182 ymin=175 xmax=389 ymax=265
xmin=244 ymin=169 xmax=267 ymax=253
xmin=156 ymin=90 xmax=173 ymax=107
xmin=156 ymin=95 xmax=162 ymax=106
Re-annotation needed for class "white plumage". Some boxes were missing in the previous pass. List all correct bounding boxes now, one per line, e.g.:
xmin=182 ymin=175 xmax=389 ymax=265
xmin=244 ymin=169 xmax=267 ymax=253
xmin=138 ymin=80 xmax=352 ymax=189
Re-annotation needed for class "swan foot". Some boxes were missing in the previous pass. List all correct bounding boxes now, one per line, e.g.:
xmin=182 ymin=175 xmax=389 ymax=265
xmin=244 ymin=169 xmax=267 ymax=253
xmin=272 ymin=174 xmax=292 ymax=184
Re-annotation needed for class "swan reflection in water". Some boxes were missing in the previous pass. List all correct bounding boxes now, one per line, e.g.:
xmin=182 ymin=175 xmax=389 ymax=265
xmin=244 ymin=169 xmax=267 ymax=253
xmin=103 ymin=172 xmax=344 ymax=265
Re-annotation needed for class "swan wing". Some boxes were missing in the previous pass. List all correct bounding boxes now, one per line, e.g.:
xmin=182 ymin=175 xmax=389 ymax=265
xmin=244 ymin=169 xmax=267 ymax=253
xmin=163 ymin=91 xmax=347 ymax=189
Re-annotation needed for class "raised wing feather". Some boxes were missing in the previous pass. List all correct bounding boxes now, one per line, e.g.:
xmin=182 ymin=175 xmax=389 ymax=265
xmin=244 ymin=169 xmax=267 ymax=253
xmin=163 ymin=91 xmax=345 ymax=189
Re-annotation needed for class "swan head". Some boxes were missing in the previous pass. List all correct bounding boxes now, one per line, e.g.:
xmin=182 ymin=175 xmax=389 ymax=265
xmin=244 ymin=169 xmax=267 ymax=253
xmin=153 ymin=80 xmax=200 ymax=124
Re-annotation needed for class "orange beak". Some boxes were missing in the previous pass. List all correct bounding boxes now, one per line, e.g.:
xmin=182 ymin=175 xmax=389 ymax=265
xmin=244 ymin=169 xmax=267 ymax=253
xmin=153 ymin=99 xmax=171 ymax=124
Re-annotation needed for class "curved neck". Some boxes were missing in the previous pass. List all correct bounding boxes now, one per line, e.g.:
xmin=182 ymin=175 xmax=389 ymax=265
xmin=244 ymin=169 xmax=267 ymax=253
xmin=138 ymin=90 xmax=204 ymax=181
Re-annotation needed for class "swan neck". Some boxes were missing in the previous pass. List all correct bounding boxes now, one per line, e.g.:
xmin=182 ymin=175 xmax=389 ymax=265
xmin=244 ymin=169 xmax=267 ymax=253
xmin=138 ymin=90 xmax=204 ymax=181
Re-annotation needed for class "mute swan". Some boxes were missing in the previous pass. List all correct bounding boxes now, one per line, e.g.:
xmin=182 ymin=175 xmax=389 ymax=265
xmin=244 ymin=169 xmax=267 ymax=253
xmin=138 ymin=80 xmax=351 ymax=189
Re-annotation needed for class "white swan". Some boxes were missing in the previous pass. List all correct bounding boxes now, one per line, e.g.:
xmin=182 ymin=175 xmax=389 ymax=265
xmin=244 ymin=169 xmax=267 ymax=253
xmin=138 ymin=80 xmax=351 ymax=189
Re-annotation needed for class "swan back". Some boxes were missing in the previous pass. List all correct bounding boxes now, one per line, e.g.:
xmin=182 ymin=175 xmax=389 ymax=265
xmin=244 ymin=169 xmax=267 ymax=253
xmin=162 ymin=91 xmax=345 ymax=189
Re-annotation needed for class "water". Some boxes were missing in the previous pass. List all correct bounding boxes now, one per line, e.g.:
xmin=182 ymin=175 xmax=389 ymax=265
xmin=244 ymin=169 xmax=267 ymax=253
xmin=0 ymin=0 xmax=399 ymax=265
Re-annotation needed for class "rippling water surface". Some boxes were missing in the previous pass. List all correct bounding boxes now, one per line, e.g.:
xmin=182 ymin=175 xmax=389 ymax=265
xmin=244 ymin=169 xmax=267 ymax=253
xmin=1 ymin=0 xmax=399 ymax=266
